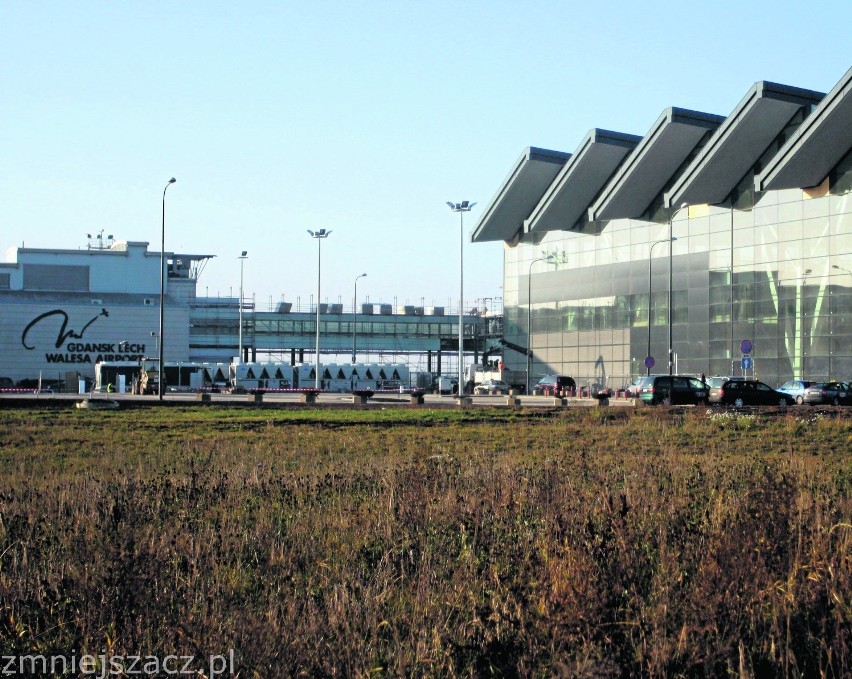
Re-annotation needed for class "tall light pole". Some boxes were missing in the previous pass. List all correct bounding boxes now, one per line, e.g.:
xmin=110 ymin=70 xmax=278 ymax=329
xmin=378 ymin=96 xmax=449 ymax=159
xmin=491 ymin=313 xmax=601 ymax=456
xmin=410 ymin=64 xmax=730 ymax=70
xmin=668 ymin=203 xmax=688 ymax=377
xmin=526 ymin=254 xmax=557 ymax=393
xmin=158 ymin=177 xmax=176 ymax=401
xmin=352 ymin=272 xmax=367 ymax=363
xmin=308 ymin=229 xmax=332 ymax=390
xmin=447 ymin=201 xmax=476 ymax=395
xmin=647 ymin=237 xmax=676 ymax=375
xmin=238 ymin=251 xmax=248 ymax=364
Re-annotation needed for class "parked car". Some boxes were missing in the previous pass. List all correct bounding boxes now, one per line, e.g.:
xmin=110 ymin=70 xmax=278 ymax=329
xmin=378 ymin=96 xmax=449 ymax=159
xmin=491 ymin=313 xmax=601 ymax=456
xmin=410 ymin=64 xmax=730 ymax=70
xmin=706 ymin=376 xmax=745 ymax=402
xmin=802 ymin=381 xmax=852 ymax=406
xmin=777 ymin=380 xmax=815 ymax=404
xmin=626 ymin=375 xmax=653 ymax=397
xmin=532 ymin=375 xmax=576 ymax=396
xmin=638 ymin=375 xmax=709 ymax=406
xmin=708 ymin=379 xmax=794 ymax=407
xmin=473 ymin=379 xmax=510 ymax=395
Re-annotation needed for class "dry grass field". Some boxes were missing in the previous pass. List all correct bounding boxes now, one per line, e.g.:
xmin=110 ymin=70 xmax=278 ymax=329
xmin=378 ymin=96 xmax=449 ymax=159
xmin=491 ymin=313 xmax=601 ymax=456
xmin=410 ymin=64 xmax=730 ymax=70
xmin=0 ymin=404 xmax=850 ymax=677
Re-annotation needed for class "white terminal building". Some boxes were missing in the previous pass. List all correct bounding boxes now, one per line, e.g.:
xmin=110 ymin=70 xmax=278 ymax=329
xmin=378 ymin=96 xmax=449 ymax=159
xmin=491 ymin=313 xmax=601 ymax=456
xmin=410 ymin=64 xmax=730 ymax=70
xmin=0 ymin=239 xmax=212 ymax=386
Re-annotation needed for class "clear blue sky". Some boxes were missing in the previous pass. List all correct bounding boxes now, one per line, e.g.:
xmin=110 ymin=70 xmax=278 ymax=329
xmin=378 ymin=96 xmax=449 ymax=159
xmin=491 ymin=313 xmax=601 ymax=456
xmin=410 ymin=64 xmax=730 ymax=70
xmin=2 ymin=1 xmax=850 ymax=312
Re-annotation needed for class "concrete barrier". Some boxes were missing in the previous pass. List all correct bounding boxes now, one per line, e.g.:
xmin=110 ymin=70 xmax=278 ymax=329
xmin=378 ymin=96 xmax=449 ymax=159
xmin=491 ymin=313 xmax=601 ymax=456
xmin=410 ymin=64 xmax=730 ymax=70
xmin=298 ymin=392 xmax=317 ymax=404
xmin=350 ymin=393 xmax=368 ymax=405
xmin=248 ymin=392 xmax=264 ymax=404
xmin=410 ymin=394 xmax=425 ymax=404
xmin=455 ymin=396 xmax=473 ymax=407
xmin=504 ymin=396 xmax=522 ymax=408
xmin=195 ymin=392 xmax=212 ymax=403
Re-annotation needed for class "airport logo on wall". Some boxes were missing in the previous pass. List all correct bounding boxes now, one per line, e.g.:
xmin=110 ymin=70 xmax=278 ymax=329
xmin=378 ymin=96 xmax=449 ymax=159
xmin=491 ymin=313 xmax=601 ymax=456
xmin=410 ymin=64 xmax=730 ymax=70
xmin=21 ymin=308 xmax=146 ymax=363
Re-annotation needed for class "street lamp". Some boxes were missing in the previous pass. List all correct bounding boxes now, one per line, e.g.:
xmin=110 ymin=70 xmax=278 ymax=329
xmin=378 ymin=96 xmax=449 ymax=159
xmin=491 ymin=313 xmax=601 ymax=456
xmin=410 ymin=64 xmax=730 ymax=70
xmin=647 ymin=237 xmax=677 ymax=375
xmin=668 ymin=203 xmax=688 ymax=377
xmin=307 ymin=229 xmax=332 ymax=390
xmin=158 ymin=177 xmax=176 ymax=401
xmin=526 ymin=254 xmax=557 ymax=393
xmin=352 ymin=273 xmax=367 ymax=363
xmin=447 ymin=201 xmax=476 ymax=395
xmin=238 ymin=251 xmax=248 ymax=364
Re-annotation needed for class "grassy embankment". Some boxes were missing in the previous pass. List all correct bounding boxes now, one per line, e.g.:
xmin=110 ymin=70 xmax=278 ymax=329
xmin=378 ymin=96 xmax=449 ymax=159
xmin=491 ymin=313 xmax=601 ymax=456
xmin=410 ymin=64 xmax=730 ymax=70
xmin=0 ymin=405 xmax=850 ymax=677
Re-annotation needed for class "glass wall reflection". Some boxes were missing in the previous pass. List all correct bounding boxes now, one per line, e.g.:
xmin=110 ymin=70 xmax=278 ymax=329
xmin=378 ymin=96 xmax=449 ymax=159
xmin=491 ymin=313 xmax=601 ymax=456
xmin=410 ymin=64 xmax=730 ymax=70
xmin=504 ymin=167 xmax=852 ymax=390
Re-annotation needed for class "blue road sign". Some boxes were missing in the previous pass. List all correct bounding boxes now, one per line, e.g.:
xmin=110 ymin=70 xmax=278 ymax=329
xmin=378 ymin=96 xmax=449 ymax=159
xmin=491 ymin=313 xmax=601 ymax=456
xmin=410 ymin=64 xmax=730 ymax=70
xmin=645 ymin=356 xmax=655 ymax=369
xmin=740 ymin=339 xmax=753 ymax=354
xmin=741 ymin=356 xmax=753 ymax=370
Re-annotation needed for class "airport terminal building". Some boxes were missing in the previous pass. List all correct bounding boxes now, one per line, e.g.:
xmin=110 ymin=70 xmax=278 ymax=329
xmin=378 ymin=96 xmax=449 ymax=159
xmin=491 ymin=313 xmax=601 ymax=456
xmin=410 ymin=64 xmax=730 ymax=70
xmin=473 ymin=67 xmax=852 ymax=391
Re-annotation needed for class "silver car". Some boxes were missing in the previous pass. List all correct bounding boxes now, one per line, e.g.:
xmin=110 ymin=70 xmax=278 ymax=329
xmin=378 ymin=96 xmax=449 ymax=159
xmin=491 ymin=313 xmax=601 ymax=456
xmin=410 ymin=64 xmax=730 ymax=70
xmin=777 ymin=380 xmax=814 ymax=405
xmin=473 ymin=379 xmax=510 ymax=395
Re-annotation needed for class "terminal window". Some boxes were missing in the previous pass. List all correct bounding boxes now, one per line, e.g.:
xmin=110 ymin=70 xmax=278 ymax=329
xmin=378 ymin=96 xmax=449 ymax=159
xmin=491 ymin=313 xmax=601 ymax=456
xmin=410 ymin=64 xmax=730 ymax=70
xmin=23 ymin=264 xmax=89 ymax=292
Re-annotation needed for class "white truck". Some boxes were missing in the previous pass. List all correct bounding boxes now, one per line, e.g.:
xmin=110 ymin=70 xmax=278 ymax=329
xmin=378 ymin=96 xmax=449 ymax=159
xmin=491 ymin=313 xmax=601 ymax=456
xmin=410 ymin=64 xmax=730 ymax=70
xmin=464 ymin=363 xmax=526 ymax=394
xmin=434 ymin=375 xmax=459 ymax=395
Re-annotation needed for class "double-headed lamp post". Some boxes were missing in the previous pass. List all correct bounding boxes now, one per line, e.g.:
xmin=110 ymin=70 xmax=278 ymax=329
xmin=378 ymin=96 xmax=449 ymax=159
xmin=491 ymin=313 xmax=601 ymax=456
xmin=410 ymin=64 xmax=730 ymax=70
xmin=352 ymin=273 xmax=367 ymax=363
xmin=447 ymin=201 xmax=476 ymax=395
xmin=668 ymin=203 xmax=688 ymax=378
xmin=238 ymin=251 xmax=248 ymax=364
xmin=526 ymin=254 xmax=557 ymax=394
xmin=647 ymin=237 xmax=677 ymax=375
xmin=307 ymin=229 xmax=332 ymax=390
xmin=158 ymin=177 xmax=176 ymax=401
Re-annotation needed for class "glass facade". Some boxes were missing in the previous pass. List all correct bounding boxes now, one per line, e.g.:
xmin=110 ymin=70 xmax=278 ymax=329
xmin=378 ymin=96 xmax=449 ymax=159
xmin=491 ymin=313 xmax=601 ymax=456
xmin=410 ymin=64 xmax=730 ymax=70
xmin=503 ymin=150 xmax=852 ymax=390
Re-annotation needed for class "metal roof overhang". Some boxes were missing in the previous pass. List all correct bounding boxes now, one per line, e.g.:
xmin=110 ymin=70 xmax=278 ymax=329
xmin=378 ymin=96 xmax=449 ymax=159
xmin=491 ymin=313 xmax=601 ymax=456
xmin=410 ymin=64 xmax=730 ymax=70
xmin=755 ymin=67 xmax=852 ymax=191
xmin=588 ymin=108 xmax=724 ymax=222
xmin=665 ymin=81 xmax=824 ymax=208
xmin=471 ymin=147 xmax=571 ymax=243
xmin=524 ymin=129 xmax=640 ymax=234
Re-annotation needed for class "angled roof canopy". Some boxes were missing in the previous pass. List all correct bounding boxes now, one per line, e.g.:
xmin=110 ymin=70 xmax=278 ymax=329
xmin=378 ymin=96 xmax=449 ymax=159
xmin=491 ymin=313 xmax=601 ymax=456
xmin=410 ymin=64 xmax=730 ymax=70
xmin=525 ymin=129 xmax=640 ymax=234
xmin=755 ymin=67 xmax=852 ymax=191
xmin=665 ymin=81 xmax=824 ymax=208
xmin=471 ymin=147 xmax=571 ymax=243
xmin=588 ymin=108 xmax=724 ymax=222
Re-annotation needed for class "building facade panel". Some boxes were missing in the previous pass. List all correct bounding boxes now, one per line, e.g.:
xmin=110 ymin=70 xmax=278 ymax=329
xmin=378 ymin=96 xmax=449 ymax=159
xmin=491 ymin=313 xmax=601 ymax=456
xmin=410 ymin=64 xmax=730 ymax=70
xmin=1 ymin=298 xmax=190 ymax=384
